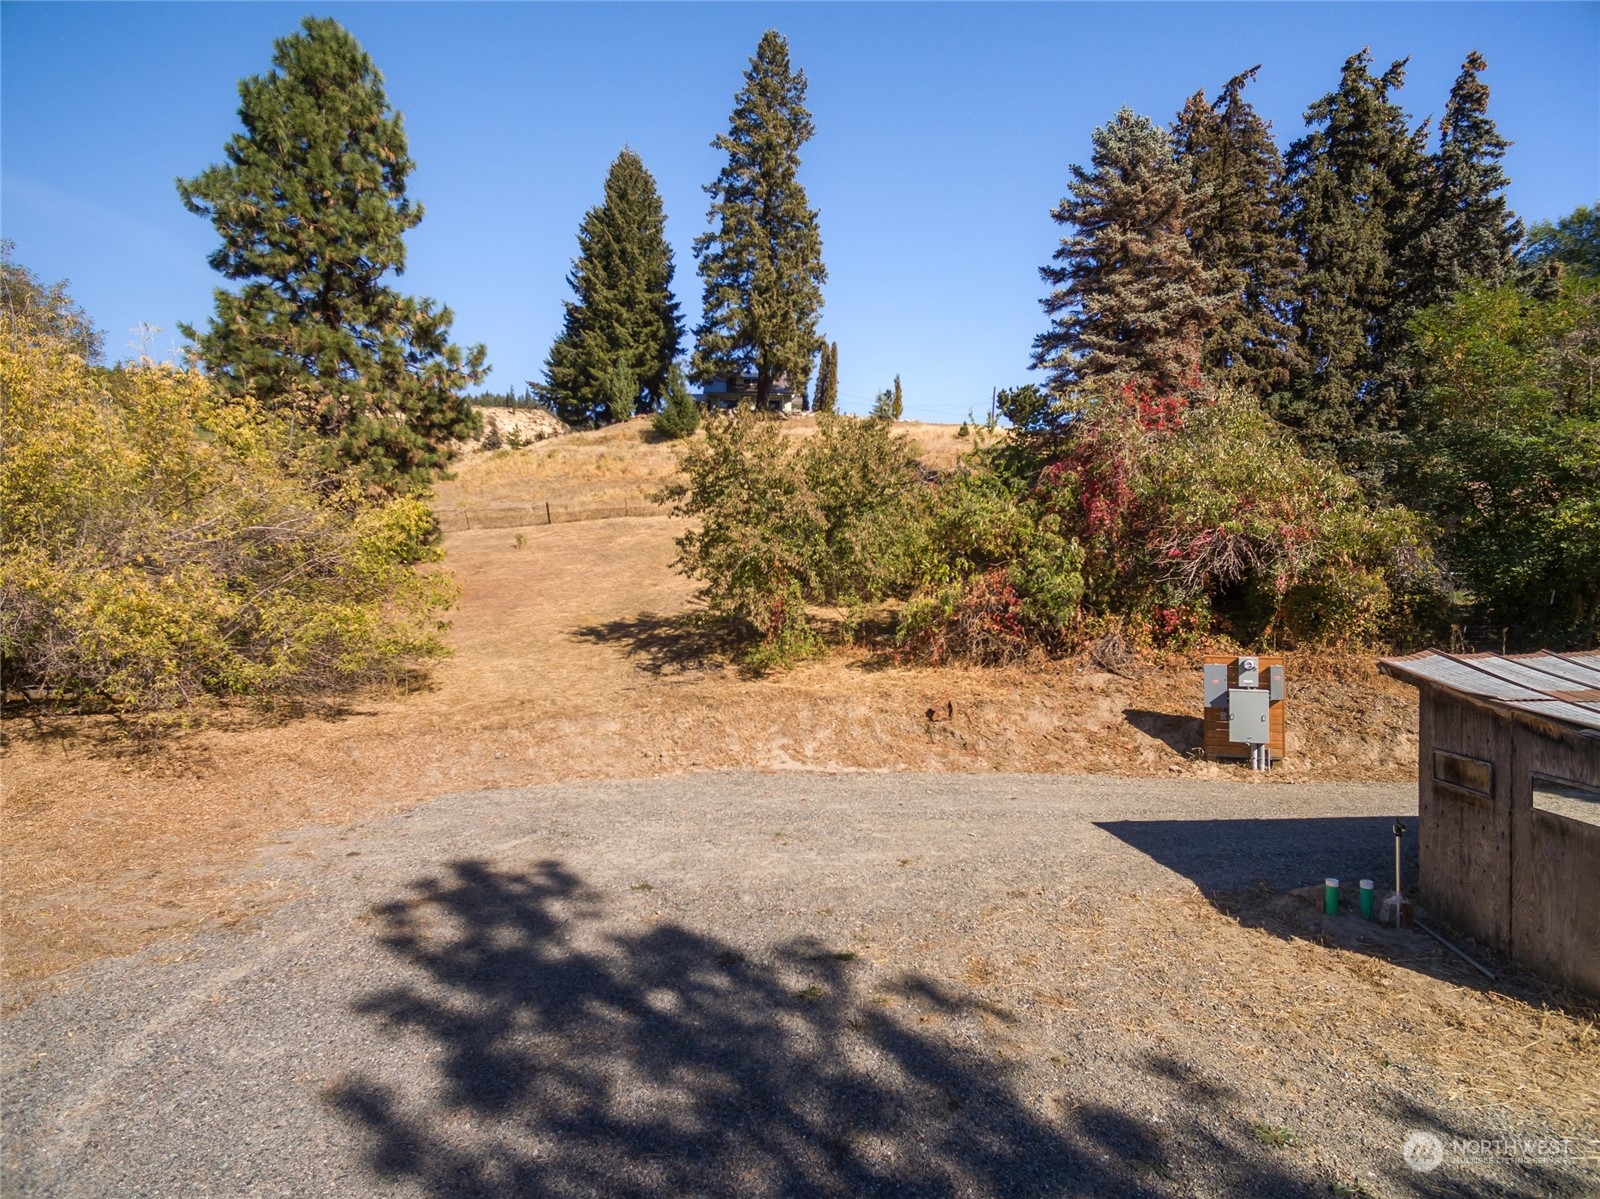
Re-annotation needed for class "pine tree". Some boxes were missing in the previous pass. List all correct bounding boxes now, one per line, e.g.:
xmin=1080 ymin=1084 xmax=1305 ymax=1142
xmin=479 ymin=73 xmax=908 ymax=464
xmin=1033 ymin=108 xmax=1224 ymax=404
xmin=1279 ymin=49 xmax=1427 ymax=462
xmin=177 ymin=17 xmax=485 ymax=492
xmin=693 ymin=30 xmax=827 ymax=409
xmin=813 ymin=341 xmax=839 ymax=413
xmin=1406 ymin=52 xmax=1522 ymax=310
xmin=543 ymin=149 xmax=683 ymax=427
xmin=1172 ymin=69 xmax=1302 ymax=398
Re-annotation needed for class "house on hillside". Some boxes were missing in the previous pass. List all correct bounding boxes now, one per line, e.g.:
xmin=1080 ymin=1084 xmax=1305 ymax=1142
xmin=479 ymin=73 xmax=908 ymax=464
xmin=1379 ymin=648 xmax=1600 ymax=997
xmin=697 ymin=365 xmax=802 ymax=414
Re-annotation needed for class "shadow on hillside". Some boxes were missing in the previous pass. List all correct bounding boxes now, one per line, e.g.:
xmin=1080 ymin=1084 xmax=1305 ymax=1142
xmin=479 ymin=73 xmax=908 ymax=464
xmin=569 ymin=612 xmax=736 ymax=676
xmin=328 ymin=857 xmax=1355 ymax=1198
xmin=1121 ymin=708 xmax=1202 ymax=756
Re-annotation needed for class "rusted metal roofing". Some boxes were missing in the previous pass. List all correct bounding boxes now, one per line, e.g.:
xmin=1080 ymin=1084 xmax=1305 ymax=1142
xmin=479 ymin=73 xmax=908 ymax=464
xmin=1379 ymin=649 xmax=1600 ymax=735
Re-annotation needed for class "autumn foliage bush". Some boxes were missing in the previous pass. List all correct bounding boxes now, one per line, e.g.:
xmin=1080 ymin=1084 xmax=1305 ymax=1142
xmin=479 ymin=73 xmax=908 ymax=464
xmin=665 ymin=391 xmax=1438 ymax=668
xmin=0 ymin=260 xmax=457 ymax=711
xmin=1035 ymin=393 xmax=1443 ymax=648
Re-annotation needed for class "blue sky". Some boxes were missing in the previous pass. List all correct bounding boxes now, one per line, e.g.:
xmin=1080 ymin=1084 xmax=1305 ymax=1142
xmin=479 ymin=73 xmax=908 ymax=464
xmin=3 ymin=3 xmax=1597 ymax=422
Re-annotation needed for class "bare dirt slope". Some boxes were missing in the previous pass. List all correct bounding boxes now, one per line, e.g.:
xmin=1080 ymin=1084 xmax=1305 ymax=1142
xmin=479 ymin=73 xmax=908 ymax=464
xmin=2 ymin=420 xmax=1418 ymax=989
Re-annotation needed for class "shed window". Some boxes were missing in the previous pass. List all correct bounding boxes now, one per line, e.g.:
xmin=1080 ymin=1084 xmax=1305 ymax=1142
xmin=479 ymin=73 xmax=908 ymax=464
xmin=1533 ymin=777 xmax=1600 ymax=829
xmin=1433 ymin=749 xmax=1493 ymax=804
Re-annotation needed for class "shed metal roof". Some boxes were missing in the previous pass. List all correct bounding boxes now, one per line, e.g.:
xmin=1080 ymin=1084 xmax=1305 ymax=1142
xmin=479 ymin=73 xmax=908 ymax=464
xmin=1379 ymin=649 xmax=1600 ymax=735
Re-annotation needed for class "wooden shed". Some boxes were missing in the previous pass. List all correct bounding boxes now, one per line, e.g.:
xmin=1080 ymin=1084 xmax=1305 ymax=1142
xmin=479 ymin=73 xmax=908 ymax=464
xmin=1379 ymin=650 xmax=1600 ymax=997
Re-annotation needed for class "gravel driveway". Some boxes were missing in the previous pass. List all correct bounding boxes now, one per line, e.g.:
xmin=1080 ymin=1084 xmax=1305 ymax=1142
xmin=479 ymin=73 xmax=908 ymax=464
xmin=5 ymin=772 xmax=1592 ymax=1198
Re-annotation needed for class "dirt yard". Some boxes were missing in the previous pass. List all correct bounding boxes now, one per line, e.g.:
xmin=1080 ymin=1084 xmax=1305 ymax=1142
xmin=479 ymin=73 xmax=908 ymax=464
xmin=3 ymin=418 xmax=1421 ymax=989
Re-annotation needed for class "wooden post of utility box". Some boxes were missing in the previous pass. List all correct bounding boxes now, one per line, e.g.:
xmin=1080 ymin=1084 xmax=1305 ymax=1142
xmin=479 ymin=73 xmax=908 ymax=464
xmin=1202 ymin=655 xmax=1287 ymax=762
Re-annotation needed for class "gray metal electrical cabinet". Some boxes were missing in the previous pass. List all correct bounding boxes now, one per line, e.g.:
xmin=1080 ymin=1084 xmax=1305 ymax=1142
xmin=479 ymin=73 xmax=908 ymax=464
xmin=1227 ymin=687 xmax=1271 ymax=746
xmin=1202 ymin=654 xmax=1286 ymax=766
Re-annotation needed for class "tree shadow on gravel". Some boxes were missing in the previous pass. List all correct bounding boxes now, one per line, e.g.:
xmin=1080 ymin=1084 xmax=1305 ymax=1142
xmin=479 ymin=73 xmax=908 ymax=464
xmin=329 ymin=858 xmax=1333 ymax=1198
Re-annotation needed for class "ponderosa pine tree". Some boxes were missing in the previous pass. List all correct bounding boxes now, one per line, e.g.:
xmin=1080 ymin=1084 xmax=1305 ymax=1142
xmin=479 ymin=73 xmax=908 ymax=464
xmin=1405 ymin=52 xmax=1522 ymax=311
xmin=693 ymin=30 xmax=826 ymax=409
xmin=1279 ymin=49 xmax=1427 ymax=463
xmin=177 ymin=17 xmax=485 ymax=492
xmin=813 ymin=341 xmax=839 ymax=413
xmin=543 ymin=149 xmax=683 ymax=427
xmin=1033 ymin=108 xmax=1224 ymax=409
xmin=1172 ymin=68 xmax=1302 ymax=398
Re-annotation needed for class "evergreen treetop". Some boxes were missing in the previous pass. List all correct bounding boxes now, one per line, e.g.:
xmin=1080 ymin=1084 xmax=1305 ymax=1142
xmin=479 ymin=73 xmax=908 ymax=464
xmin=543 ymin=148 xmax=683 ymax=427
xmin=1406 ymin=51 xmax=1522 ymax=310
xmin=1033 ymin=107 xmax=1225 ymax=406
xmin=1279 ymin=48 xmax=1427 ymax=462
xmin=693 ymin=29 xmax=827 ymax=410
xmin=813 ymin=341 xmax=839 ymax=413
xmin=177 ymin=16 xmax=485 ymax=492
xmin=1172 ymin=68 xmax=1302 ymax=398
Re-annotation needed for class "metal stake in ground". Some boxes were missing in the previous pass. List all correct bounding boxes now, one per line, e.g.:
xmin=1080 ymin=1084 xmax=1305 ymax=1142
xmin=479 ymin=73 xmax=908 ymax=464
xmin=1381 ymin=821 xmax=1412 ymax=927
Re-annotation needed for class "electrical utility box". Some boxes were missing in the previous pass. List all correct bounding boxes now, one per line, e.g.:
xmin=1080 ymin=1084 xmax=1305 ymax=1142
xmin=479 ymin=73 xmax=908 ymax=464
xmin=1202 ymin=655 xmax=1287 ymax=764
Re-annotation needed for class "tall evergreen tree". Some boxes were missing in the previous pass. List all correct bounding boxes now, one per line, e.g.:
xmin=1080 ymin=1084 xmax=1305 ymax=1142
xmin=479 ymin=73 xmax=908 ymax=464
xmin=1406 ymin=52 xmax=1522 ymax=310
xmin=1279 ymin=49 xmax=1427 ymax=463
xmin=543 ymin=149 xmax=683 ymax=427
xmin=813 ymin=341 xmax=839 ymax=413
xmin=1033 ymin=108 xmax=1225 ymax=403
xmin=1172 ymin=68 xmax=1302 ymax=398
xmin=177 ymin=17 xmax=485 ymax=491
xmin=693 ymin=30 xmax=827 ymax=410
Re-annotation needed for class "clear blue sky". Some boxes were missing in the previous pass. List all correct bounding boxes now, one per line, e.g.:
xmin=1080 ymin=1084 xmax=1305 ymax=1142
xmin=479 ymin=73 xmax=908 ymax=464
xmin=3 ymin=3 xmax=1597 ymax=422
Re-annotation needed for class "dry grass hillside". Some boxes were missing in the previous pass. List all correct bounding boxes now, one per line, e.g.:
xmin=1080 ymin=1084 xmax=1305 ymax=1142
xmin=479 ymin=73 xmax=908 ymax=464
xmin=2 ymin=416 xmax=1420 ymax=991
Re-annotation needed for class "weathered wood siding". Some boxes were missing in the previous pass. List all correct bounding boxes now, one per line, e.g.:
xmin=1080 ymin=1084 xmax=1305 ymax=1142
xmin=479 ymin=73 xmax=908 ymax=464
xmin=1418 ymin=688 xmax=1513 ymax=947
xmin=1511 ymin=723 xmax=1600 ymax=996
xmin=1418 ymin=684 xmax=1600 ymax=996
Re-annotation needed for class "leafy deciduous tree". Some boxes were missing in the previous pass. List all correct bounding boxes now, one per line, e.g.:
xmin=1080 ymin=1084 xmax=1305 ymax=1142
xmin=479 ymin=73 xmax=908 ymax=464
xmin=1524 ymin=203 xmax=1600 ymax=280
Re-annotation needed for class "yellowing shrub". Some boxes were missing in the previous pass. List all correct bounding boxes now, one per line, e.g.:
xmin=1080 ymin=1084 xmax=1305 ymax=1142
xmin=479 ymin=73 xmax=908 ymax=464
xmin=1 ymin=261 xmax=456 ymax=711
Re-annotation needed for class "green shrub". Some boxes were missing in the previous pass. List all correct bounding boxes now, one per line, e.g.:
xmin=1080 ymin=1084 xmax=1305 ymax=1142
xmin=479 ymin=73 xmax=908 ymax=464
xmin=661 ymin=410 xmax=927 ymax=665
xmin=1404 ymin=279 xmax=1600 ymax=646
xmin=896 ymin=462 xmax=1086 ymax=662
xmin=651 ymin=363 xmax=700 ymax=440
xmin=0 ymin=264 xmax=457 ymax=711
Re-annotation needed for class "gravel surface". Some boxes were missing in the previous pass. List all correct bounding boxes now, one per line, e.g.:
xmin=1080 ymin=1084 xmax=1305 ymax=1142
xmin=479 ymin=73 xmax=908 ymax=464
xmin=4 ymin=772 xmax=1593 ymax=1198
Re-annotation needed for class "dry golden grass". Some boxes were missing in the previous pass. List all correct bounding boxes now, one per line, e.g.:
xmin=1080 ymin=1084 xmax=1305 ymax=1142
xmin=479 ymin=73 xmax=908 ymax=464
xmin=4 ymin=419 xmax=1418 ymax=992
xmin=433 ymin=414 xmax=978 ymax=510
